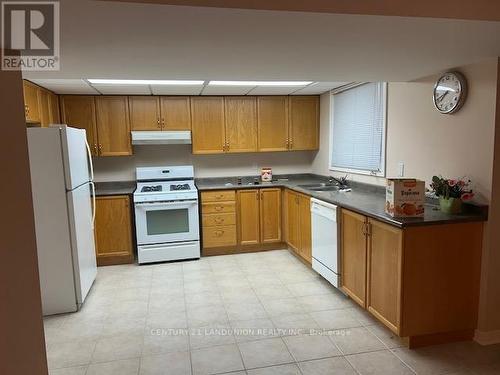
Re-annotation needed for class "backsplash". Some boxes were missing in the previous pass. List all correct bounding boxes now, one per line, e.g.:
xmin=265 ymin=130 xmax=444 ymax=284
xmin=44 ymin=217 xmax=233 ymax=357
xmin=93 ymin=144 xmax=317 ymax=181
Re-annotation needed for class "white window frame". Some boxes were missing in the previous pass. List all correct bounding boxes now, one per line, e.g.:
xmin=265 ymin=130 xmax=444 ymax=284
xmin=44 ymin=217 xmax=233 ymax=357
xmin=328 ymin=82 xmax=388 ymax=177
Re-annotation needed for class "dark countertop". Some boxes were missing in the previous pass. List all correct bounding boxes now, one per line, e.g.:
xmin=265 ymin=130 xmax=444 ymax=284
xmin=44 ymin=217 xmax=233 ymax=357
xmin=94 ymin=181 xmax=136 ymax=196
xmin=195 ymin=174 xmax=488 ymax=228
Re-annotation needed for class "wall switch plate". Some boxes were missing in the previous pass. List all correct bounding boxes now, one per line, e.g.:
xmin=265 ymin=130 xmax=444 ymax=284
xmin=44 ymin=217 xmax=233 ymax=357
xmin=398 ymin=162 xmax=405 ymax=177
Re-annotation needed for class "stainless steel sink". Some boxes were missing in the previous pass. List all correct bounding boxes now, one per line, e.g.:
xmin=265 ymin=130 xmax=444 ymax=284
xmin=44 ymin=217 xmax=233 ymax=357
xmin=298 ymin=183 xmax=339 ymax=192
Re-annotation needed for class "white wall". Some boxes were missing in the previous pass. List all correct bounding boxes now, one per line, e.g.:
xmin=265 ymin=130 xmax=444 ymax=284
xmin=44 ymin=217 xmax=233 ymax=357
xmin=93 ymin=146 xmax=316 ymax=181
xmin=313 ymin=58 xmax=498 ymax=203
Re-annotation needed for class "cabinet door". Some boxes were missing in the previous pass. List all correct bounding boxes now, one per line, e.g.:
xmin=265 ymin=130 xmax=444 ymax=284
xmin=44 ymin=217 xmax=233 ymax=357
xmin=38 ymin=89 xmax=51 ymax=127
xmin=191 ymin=97 xmax=225 ymax=154
xmin=129 ymin=96 xmax=160 ymax=131
xmin=298 ymin=194 xmax=312 ymax=263
xmin=160 ymin=96 xmax=191 ymax=130
xmin=367 ymin=219 xmax=403 ymax=334
xmin=237 ymin=189 xmax=260 ymax=246
xmin=95 ymin=96 xmax=132 ymax=156
xmin=48 ymin=92 xmax=60 ymax=124
xmin=224 ymin=97 xmax=257 ymax=153
xmin=23 ymin=80 xmax=41 ymax=123
xmin=341 ymin=209 xmax=367 ymax=307
xmin=284 ymin=189 xmax=300 ymax=252
xmin=94 ymin=195 xmax=134 ymax=265
xmin=260 ymin=188 xmax=282 ymax=243
xmin=257 ymin=96 xmax=289 ymax=151
xmin=289 ymin=96 xmax=319 ymax=150
xmin=60 ymin=96 xmax=98 ymax=155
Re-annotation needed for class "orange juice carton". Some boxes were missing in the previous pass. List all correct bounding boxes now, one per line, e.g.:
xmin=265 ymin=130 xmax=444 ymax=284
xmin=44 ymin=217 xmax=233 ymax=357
xmin=385 ymin=179 xmax=425 ymax=217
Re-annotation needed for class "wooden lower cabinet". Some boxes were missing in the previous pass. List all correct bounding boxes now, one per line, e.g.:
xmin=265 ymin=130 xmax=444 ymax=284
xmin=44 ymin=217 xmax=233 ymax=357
xmin=284 ymin=189 xmax=311 ymax=263
xmin=340 ymin=209 xmax=368 ymax=307
xmin=94 ymin=195 xmax=134 ymax=266
xmin=340 ymin=208 xmax=484 ymax=347
xmin=202 ymin=188 xmax=283 ymax=255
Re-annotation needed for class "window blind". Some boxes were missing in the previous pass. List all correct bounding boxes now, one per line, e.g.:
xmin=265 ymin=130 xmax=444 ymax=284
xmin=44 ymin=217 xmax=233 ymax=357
xmin=330 ymin=82 xmax=386 ymax=174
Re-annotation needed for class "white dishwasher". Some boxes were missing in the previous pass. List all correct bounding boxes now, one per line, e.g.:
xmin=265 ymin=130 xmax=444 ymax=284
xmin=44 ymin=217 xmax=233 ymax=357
xmin=311 ymin=198 xmax=340 ymax=288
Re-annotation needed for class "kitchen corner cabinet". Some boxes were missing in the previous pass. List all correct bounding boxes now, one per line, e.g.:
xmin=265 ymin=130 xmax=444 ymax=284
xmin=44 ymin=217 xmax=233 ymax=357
xmin=95 ymin=96 xmax=132 ymax=156
xmin=94 ymin=195 xmax=134 ymax=266
xmin=60 ymin=95 xmax=99 ymax=155
xmin=340 ymin=208 xmax=483 ymax=347
xmin=237 ymin=188 xmax=282 ymax=247
xmin=284 ymin=189 xmax=312 ymax=263
xmin=289 ymin=96 xmax=319 ymax=150
xmin=257 ymin=96 xmax=289 ymax=152
xmin=191 ymin=97 xmax=226 ymax=154
xmin=129 ymin=96 xmax=191 ymax=131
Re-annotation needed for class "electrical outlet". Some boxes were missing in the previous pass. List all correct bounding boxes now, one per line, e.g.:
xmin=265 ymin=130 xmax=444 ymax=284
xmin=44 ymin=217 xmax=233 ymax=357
xmin=398 ymin=162 xmax=405 ymax=177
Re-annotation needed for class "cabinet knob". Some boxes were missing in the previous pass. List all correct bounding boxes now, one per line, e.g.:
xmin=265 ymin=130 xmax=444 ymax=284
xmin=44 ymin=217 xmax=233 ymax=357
xmin=215 ymin=206 xmax=223 ymax=211
xmin=215 ymin=217 xmax=224 ymax=224
xmin=157 ymin=118 xmax=161 ymax=127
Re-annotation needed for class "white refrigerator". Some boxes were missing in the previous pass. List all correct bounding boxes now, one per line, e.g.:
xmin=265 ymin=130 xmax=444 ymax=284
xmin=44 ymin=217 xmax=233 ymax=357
xmin=27 ymin=125 xmax=97 ymax=315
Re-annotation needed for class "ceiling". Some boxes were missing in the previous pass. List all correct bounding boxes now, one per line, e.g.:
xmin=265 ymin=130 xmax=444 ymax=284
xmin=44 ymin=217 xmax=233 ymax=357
xmin=28 ymin=79 xmax=348 ymax=95
xmin=23 ymin=0 xmax=500 ymax=94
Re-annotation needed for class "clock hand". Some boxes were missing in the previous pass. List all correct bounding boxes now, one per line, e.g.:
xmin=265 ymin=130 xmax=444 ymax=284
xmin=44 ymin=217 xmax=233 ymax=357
xmin=437 ymin=91 xmax=448 ymax=102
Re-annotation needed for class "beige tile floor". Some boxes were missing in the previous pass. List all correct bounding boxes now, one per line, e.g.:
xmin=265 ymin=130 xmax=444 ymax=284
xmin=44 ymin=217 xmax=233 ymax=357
xmin=44 ymin=250 xmax=500 ymax=375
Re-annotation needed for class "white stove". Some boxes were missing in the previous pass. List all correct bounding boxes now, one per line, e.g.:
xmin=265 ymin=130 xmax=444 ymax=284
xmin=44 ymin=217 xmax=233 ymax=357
xmin=133 ymin=166 xmax=200 ymax=264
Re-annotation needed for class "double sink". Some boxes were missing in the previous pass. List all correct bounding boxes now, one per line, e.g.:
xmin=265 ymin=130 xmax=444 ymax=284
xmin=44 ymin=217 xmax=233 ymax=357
xmin=298 ymin=183 xmax=348 ymax=192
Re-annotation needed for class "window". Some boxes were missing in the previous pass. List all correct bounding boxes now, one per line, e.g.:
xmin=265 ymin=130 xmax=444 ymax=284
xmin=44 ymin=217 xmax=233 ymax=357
xmin=329 ymin=82 xmax=387 ymax=176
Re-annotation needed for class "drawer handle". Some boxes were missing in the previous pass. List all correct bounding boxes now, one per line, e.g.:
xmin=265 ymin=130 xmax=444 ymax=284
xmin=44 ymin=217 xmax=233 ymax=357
xmin=216 ymin=194 xmax=224 ymax=199
xmin=214 ymin=230 xmax=225 ymax=237
xmin=214 ymin=206 xmax=223 ymax=211
xmin=215 ymin=218 xmax=224 ymax=224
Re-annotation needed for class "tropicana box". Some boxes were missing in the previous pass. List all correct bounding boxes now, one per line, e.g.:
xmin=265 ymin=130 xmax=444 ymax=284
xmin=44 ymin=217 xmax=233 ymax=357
xmin=385 ymin=178 xmax=425 ymax=217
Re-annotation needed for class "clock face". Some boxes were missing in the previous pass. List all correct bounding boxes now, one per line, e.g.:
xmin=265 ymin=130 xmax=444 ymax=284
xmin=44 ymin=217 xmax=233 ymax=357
xmin=433 ymin=72 xmax=467 ymax=114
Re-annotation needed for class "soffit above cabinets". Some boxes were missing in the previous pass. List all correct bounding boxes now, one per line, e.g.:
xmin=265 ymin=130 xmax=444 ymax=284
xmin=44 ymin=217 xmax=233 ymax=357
xmin=27 ymin=79 xmax=349 ymax=96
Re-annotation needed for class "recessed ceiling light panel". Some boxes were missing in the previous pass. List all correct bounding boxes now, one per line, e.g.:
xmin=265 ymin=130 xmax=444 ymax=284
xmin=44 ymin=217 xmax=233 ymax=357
xmin=87 ymin=79 xmax=204 ymax=85
xmin=208 ymin=81 xmax=312 ymax=86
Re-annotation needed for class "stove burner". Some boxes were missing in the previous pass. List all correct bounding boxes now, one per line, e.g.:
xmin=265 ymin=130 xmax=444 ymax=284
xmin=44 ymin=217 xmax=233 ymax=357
xmin=170 ymin=183 xmax=190 ymax=191
xmin=141 ymin=185 xmax=162 ymax=193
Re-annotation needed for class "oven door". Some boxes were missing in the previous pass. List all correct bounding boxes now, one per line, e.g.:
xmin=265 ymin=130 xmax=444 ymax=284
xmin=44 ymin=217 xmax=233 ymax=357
xmin=135 ymin=199 xmax=199 ymax=245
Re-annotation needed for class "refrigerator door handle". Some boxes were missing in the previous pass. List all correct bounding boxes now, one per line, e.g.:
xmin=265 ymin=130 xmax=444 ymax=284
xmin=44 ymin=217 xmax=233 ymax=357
xmin=85 ymin=139 xmax=94 ymax=182
xmin=90 ymin=181 xmax=96 ymax=229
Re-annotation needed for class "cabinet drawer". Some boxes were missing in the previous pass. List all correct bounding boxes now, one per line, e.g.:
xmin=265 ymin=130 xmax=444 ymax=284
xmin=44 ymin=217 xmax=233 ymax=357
xmin=203 ymin=213 xmax=236 ymax=227
xmin=202 ymin=202 xmax=236 ymax=214
xmin=203 ymin=225 xmax=237 ymax=248
xmin=201 ymin=190 xmax=235 ymax=203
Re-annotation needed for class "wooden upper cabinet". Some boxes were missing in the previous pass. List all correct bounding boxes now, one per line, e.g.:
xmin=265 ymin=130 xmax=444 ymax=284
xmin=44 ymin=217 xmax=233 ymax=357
xmin=237 ymin=189 xmax=260 ymax=246
xmin=95 ymin=195 xmax=134 ymax=266
xmin=191 ymin=97 xmax=225 ymax=154
xmin=224 ymin=97 xmax=258 ymax=153
xmin=129 ymin=96 xmax=160 ymax=131
xmin=38 ymin=89 xmax=51 ymax=127
xmin=257 ymin=96 xmax=289 ymax=152
xmin=260 ymin=188 xmax=282 ymax=244
xmin=95 ymin=96 xmax=132 ymax=156
xmin=341 ymin=209 xmax=368 ymax=307
xmin=367 ymin=219 xmax=403 ymax=334
xmin=23 ymin=80 xmax=41 ymax=123
xmin=60 ymin=95 xmax=98 ymax=155
xmin=160 ymin=96 xmax=191 ymax=130
xmin=298 ymin=195 xmax=312 ymax=263
xmin=284 ymin=189 xmax=300 ymax=252
xmin=48 ymin=92 xmax=60 ymax=124
xmin=289 ymin=96 xmax=319 ymax=150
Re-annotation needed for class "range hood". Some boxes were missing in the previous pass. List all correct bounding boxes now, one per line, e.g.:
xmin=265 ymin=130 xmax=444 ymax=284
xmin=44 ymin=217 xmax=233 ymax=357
xmin=131 ymin=131 xmax=191 ymax=145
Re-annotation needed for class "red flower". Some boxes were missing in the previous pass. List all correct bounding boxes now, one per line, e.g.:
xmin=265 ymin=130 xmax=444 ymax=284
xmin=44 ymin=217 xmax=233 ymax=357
xmin=461 ymin=192 xmax=474 ymax=201
xmin=448 ymin=179 xmax=457 ymax=187
xmin=457 ymin=180 xmax=466 ymax=188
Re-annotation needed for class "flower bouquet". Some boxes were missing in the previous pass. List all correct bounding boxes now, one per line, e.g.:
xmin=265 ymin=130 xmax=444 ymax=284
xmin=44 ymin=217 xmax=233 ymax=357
xmin=430 ymin=176 xmax=474 ymax=214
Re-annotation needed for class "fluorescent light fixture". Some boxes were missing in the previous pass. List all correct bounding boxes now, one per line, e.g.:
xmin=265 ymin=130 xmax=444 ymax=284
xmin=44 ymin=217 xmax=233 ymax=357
xmin=208 ymin=81 xmax=312 ymax=87
xmin=87 ymin=79 xmax=204 ymax=85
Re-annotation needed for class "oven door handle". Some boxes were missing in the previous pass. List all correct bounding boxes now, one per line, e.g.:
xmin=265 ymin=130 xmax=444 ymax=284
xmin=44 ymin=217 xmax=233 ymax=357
xmin=135 ymin=200 xmax=198 ymax=207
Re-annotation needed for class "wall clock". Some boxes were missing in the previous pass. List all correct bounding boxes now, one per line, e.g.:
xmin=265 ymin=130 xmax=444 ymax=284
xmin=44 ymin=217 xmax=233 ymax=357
xmin=432 ymin=71 xmax=467 ymax=114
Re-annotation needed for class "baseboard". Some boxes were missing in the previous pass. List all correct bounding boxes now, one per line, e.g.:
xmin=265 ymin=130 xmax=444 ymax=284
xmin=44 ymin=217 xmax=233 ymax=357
xmin=474 ymin=329 xmax=500 ymax=345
